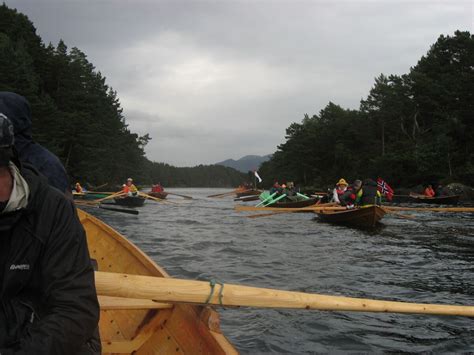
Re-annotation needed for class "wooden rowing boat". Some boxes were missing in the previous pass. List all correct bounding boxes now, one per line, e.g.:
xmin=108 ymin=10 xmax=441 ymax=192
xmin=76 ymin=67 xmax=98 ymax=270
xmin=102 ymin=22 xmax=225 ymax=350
xmin=148 ymin=191 xmax=168 ymax=199
xmin=315 ymin=205 xmax=386 ymax=228
xmin=78 ymin=209 xmax=237 ymax=354
xmin=408 ymin=193 xmax=460 ymax=205
xmin=114 ymin=196 xmax=146 ymax=207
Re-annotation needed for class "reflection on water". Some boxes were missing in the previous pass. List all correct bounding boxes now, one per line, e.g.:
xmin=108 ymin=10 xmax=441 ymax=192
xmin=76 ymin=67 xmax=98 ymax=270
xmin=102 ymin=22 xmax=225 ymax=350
xmin=85 ymin=188 xmax=474 ymax=353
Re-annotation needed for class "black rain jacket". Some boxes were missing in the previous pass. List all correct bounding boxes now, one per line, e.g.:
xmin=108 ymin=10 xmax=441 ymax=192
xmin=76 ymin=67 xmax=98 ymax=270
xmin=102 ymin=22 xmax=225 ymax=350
xmin=0 ymin=163 xmax=100 ymax=354
xmin=0 ymin=92 xmax=70 ymax=193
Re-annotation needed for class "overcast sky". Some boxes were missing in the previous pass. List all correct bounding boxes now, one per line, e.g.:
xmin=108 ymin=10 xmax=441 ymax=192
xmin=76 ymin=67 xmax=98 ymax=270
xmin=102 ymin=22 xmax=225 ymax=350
xmin=5 ymin=0 xmax=473 ymax=166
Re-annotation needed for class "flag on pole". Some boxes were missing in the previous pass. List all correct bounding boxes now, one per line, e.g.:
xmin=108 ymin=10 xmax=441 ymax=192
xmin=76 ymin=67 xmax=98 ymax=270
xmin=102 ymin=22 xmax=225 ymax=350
xmin=254 ymin=171 xmax=262 ymax=183
xmin=377 ymin=178 xmax=394 ymax=201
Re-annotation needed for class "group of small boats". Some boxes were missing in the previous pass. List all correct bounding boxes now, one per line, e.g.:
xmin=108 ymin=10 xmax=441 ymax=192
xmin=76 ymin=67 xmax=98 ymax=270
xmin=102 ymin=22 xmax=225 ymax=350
xmin=233 ymin=187 xmax=463 ymax=229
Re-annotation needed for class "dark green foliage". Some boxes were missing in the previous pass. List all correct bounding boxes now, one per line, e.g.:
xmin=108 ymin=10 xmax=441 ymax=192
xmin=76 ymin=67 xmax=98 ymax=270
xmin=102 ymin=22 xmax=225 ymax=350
xmin=261 ymin=31 xmax=474 ymax=189
xmin=0 ymin=4 xmax=246 ymax=187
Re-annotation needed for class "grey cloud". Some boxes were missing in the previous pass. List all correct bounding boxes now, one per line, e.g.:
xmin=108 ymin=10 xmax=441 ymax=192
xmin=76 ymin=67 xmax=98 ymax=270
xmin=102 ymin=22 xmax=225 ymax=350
xmin=4 ymin=0 xmax=472 ymax=166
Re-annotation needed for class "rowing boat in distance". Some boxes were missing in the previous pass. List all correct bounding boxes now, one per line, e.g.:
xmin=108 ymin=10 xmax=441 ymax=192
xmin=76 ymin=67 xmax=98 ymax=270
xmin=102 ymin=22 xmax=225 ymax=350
xmin=408 ymin=193 xmax=460 ymax=205
xmin=315 ymin=205 xmax=386 ymax=228
xmin=148 ymin=191 xmax=168 ymax=199
xmin=114 ymin=195 xmax=146 ymax=207
xmin=78 ymin=209 xmax=237 ymax=354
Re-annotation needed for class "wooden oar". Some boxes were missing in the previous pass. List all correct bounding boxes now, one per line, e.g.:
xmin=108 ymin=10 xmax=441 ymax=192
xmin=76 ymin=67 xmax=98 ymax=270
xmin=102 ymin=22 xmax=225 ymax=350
xmin=95 ymin=271 xmax=474 ymax=318
xmin=206 ymin=189 xmax=246 ymax=198
xmin=381 ymin=207 xmax=415 ymax=220
xmin=246 ymin=203 xmax=337 ymax=218
xmin=89 ymin=182 xmax=108 ymax=191
xmin=94 ymin=191 xmax=126 ymax=203
xmin=138 ymin=192 xmax=174 ymax=204
xmin=166 ymin=192 xmax=193 ymax=200
xmin=384 ymin=206 xmax=474 ymax=213
xmin=236 ymin=205 xmax=346 ymax=213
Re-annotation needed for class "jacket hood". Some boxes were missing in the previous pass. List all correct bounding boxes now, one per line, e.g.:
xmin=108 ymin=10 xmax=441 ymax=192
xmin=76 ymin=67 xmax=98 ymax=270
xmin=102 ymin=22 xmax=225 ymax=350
xmin=0 ymin=92 xmax=32 ymax=139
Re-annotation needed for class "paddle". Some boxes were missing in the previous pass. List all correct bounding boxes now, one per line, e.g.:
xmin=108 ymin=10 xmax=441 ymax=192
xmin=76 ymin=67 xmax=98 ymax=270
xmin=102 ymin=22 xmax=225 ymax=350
xmin=166 ymin=192 xmax=193 ymax=200
xmin=95 ymin=271 xmax=474 ymax=317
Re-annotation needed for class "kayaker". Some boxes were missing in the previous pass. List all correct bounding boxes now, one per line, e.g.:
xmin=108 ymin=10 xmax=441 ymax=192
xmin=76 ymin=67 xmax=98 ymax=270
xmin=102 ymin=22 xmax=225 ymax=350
xmin=331 ymin=178 xmax=348 ymax=204
xmin=0 ymin=92 xmax=71 ymax=196
xmin=0 ymin=115 xmax=100 ymax=354
xmin=355 ymin=178 xmax=382 ymax=206
xmin=424 ymin=184 xmax=435 ymax=197
xmin=123 ymin=177 xmax=138 ymax=196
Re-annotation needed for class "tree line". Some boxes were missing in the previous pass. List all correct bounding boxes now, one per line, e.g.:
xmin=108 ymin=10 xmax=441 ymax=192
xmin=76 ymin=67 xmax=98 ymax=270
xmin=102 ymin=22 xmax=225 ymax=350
xmin=0 ymin=4 xmax=247 ymax=188
xmin=260 ymin=31 xmax=474 ymax=189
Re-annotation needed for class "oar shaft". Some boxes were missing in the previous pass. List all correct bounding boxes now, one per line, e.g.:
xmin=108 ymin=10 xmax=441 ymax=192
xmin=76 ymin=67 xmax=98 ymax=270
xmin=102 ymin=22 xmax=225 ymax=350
xmin=95 ymin=272 xmax=474 ymax=317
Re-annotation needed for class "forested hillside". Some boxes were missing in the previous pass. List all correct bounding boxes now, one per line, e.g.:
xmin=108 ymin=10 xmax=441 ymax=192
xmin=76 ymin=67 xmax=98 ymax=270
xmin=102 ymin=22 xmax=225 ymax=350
xmin=260 ymin=31 xmax=474 ymax=188
xmin=0 ymin=4 xmax=246 ymax=187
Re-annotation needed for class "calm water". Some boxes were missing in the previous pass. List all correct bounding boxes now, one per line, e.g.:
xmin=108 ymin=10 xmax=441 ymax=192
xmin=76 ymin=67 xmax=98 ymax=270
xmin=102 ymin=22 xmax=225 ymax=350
xmin=87 ymin=188 xmax=474 ymax=353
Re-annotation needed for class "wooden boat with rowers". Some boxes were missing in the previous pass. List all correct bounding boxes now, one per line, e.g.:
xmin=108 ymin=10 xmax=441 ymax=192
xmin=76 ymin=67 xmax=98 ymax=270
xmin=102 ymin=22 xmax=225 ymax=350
xmin=408 ymin=193 xmax=460 ymax=205
xmin=78 ymin=209 xmax=237 ymax=354
xmin=315 ymin=205 xmax=386 ymax=228
xmin=114 ymin=195 xmax=146 ymax=207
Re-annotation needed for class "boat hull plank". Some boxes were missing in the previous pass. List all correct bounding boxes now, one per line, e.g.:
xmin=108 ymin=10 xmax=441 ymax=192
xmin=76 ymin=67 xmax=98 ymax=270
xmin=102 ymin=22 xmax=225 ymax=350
xmin=315 ymin=206 xmax=385 ymax=228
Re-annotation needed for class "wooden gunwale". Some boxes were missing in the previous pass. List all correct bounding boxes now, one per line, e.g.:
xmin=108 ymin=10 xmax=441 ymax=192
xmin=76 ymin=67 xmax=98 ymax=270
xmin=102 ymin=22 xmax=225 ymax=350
xmin=114 ymin=196 xmax=146 ymax=207
xmin=78 ymin=209 xmax=237 ymax=354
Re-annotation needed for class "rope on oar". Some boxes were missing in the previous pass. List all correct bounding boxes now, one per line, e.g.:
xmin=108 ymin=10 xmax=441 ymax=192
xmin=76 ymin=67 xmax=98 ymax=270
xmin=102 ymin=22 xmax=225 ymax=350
xmin=205 ymin=279 xmax=224 ymax=305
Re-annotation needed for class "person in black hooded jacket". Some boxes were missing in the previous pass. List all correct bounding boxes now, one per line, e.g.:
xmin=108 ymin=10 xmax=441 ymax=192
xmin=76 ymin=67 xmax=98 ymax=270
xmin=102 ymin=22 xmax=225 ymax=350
xmin=0 ymin=114 xmax=100 ymax=354
xmin=0 ymin=92 xmax=70 ymax=195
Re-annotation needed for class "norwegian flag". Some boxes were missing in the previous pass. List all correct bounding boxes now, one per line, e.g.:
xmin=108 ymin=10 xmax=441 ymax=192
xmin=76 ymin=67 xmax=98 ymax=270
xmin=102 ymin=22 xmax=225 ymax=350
xmin=377 ymin=178 xmax=394 ymax=201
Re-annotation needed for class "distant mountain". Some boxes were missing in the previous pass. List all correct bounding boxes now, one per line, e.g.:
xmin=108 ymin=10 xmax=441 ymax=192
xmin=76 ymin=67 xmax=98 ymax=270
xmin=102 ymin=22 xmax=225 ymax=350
xmin=216 ymin=154 xmax=272 ymax=173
